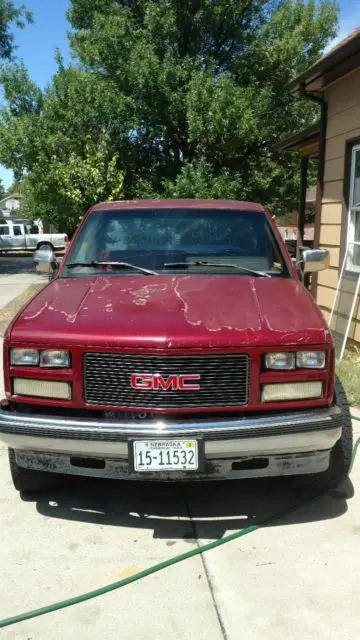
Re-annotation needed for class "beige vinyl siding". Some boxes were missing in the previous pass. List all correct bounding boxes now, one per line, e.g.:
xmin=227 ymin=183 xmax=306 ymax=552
xmin=327 ymin=247 xmax=340 ymax=268
xmin=321 ymin=202 xmax=342 ymax=224
xmin=317 ymin=284 xmax=360 ymax=342
xmin=326 ymin=104 xmax=360 ymax=141
xmin=326 ymin=71 xmax=360 ymax=117
xmin=326 ymin=131 xmax=359 ymax=161
xmin=318 ymin=68 xmax=360 ymax=336
xmin=317 ymin=268 xmax=340 ymax=289
xmin=323 ymin=156 xmax=345 ymax=183
xmin=319 ymin=224 xmax=341 ymax=245
xmin=317 ymin=284 xmax=337 ymax=309
xmin=317 ymin=281 xmax=360 ymax=324
xmin=323 ymin=178 xmax=344 ymax=203
xmin=323 ymin=179 xmax=343 ymax=203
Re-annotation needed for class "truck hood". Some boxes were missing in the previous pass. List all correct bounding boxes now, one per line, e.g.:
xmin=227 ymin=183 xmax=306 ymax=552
xmin=10 ymin=275 xmax=329 ymax=348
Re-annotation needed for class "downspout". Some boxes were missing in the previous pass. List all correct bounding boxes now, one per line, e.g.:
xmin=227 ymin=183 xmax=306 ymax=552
xmin=299 ymin=81 xmax=327 ymax=298
xmin=298 ymin=155 xmax=309 ymax=243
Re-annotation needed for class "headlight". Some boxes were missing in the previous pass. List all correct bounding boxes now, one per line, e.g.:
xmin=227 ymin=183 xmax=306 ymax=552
xmin=264 ymin=352 xmax=295 ymax=370
xmin=10 ymin=348 xmax=70 ymax=368
xmin=13 ymin=378 xmax=71 ymax=400
xmin=262 ymin=381 xmax=323 ymax=402
xmin=264 ymin=350 xmax=326 ymax=370
xmin=10 ymin=349 xmax=39 ymax=367
xmin=40 ymin=350 xmax=70 ymax=368
xmin=296 ymin=351 xmax=326 ymax=369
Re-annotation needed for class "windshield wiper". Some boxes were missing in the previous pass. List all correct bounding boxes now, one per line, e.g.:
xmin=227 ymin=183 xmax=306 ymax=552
xmin=66 ymin=261 xmax=158 ymax=276
xmin=163 ymin=261 xmax=271 ymax=278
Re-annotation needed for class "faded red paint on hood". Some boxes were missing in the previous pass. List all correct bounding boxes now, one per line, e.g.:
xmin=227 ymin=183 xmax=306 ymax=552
xmin=9 ymin=275 xmax=328 ymax=348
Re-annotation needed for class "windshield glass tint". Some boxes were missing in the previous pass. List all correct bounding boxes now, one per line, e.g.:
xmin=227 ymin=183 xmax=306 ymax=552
xmin=63 ymin=208 xmax=287 ymax=276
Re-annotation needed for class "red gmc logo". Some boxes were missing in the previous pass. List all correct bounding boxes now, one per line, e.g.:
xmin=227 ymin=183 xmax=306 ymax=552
xmin=131 ymin=373 xmax=201 ymax=391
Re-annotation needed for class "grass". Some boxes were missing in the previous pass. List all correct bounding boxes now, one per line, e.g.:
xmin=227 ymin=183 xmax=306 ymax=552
xmin=336 ymin=351 xmax=360 ymax=407
xmin=0 ymin=283 xmax=44 ymax=337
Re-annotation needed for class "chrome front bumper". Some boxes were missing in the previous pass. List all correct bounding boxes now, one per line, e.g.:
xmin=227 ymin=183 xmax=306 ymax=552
xmin=0 ymin=405 xmax=342 ymax=480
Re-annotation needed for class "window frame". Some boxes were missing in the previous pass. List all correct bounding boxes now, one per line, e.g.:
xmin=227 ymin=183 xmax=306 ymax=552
xmin=345 ymin=142 xmax=360 ymax=273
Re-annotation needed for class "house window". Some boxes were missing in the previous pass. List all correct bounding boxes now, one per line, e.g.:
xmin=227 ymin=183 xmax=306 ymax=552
xmin=347 ymin=144 xmax=360 ymax=271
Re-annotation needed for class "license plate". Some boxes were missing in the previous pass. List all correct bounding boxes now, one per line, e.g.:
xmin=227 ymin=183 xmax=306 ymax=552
xmin=133 ymin=440 xmax=198 ymax=472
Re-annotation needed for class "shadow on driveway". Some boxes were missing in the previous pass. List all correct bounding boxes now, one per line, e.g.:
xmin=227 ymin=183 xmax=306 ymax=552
xmin=21 ymin=475 xmax=354 ymax=540
xmin=0 ymin=255 xmax=36 ymax=275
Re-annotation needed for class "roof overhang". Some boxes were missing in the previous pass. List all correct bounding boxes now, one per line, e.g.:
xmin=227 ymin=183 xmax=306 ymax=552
xmin=273 ymin=122 xmax=319 ymax=156
xmin=288 ymin=27 xmax=360 ymax=92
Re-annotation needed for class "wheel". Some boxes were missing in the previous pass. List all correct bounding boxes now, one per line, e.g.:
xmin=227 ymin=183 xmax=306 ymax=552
xmin=291 ymin=377 xmax=353 ymax=491
xmin=8 ymin=449 xmax=68 ymax=493
xmin=37 ymin=242 xmax=54 ymax=252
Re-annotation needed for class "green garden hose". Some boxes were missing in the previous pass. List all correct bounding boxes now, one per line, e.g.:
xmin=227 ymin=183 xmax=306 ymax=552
xmin=1 ymin=419 xmax=359 ymax=630
xmin=350 ymin=414 xmax=360 ymax=471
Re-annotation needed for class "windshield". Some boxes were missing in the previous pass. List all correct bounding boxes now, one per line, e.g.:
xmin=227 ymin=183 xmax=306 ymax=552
xmin=62 ymin=208 xmax=288 ymax=277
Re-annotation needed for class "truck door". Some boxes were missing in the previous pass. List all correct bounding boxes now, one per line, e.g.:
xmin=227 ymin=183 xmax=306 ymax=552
xmin=25 ymin=224 xmax=37 ymax=249
xmin=11 ymin=224 xmax=25 ymax=250
xmin=0 ymin=225 xmax=11 ymax=251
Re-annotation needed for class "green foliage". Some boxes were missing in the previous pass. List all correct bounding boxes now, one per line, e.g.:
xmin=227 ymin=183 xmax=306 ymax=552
xmin=337 ymin=352 xmax=360 ymax=407
xmin=0 ymin=1 xmax=32 ymax=61
xmin=0 ymin=0 xmax=338 ymax=230
xmin=6 ymin=180 xmax=22 ymax=195
xmin=21 ymin=133 xmax=124 ymax=232
xmin=0 ymin=178 xmax=5 ymax=201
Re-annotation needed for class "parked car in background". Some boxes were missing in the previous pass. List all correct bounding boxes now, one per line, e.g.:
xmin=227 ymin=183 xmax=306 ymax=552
xmin=0 ymin=199 xmax=352 ymax=495
xmin=0 ymin=221 xmax=68 ymax=253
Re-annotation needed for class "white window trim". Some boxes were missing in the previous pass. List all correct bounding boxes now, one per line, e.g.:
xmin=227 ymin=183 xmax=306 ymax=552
xmin=347 ymin=143 xmax=360 ymax=273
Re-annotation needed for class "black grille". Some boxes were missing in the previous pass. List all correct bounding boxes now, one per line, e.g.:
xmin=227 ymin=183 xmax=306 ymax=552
xmin=83 ymin=353 xmax=249 ymax=409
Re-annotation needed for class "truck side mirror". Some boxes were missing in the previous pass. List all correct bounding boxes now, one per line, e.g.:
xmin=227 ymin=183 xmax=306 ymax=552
xmin=33 ymin=246 xmax=58 ymax=275
xmin=302 ymin=248 xmax=330 ymax=273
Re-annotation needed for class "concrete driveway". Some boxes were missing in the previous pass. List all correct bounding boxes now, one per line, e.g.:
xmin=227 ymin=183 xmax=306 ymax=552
xmin=0 ymin=255 xmax=45 ymax=307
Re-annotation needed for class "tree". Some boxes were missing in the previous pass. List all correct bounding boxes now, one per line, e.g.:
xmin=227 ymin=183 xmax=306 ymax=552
xmin=0 ymin=1 xmax=338 ymax=230
xmin=22 ymin=133 xmax=124 ymax=232
xmin=0 ymin=2 xmax=31 ymax=208
xmin=0 ymin=1 xmax=32 ymax=61
xmin=65 ymin=0 xmax=337 ymax=210
xmin=0 ymin=64 xmax=126 ymax=230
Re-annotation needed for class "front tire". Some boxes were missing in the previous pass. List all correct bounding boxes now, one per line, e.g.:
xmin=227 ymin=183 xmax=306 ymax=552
xmin=8 ymin=449 xmax=67 ymax=493
xmin=292 ymin=377 xmax=353 ymax=491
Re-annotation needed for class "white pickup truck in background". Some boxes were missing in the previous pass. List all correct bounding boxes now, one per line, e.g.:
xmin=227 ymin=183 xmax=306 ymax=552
xmin=0 ymin=221 xmax=68 ymax=253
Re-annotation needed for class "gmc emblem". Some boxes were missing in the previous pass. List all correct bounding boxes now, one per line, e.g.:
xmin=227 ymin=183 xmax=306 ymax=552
xmin=131 ymin=373 xmax=201 ymax=391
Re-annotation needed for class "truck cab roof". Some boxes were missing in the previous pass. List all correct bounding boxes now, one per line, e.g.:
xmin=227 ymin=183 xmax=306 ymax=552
xmin=88 ymin=199 xmax=267 ymax=213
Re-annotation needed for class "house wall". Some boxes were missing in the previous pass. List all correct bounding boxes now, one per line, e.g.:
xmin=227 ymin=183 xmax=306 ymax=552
xmin=0 ymin=196 xmax=21 ymax=217
xmin=318 ymin=68 xmax=360 ymax=344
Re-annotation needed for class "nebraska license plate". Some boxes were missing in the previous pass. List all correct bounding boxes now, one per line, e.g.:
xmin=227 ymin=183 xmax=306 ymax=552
xmin=133 ymin=440 xmax=199 ymax=472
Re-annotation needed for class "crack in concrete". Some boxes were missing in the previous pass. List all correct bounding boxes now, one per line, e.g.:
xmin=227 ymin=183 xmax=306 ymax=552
xmin=185 ymin=491 xmax=228 ymax=640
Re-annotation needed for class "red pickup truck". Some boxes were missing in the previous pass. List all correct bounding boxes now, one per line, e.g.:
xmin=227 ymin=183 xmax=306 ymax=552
xmin=0 ymin=200 xmax=352 ymax=494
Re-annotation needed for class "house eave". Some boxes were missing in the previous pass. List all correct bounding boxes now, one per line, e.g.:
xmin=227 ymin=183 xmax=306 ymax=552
xmin=288 ymin=28 xmax=360 ymax=93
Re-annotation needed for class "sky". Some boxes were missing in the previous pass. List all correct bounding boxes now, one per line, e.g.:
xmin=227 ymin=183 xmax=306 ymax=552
xmin=0 ymin=0 xmax=359 ymax=189
xmin=0 ymin=0 xmax=71 ymax=188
